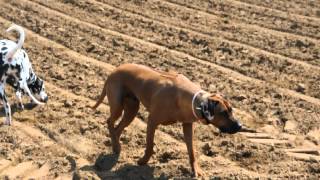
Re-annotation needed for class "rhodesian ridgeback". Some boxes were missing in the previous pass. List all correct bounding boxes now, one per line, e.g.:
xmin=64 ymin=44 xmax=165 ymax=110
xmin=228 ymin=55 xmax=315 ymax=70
xmin=92 ymin=63 xmax=242 ymax=177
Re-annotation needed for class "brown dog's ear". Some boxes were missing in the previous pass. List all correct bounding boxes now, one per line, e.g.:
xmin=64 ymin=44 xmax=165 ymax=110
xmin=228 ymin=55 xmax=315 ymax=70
xmin=215 ymin=93 xmax=224 ymax=98
xmin=213 ymin=94 xmax=232 ymax=111
xmin=222 ymin=99 xmax=232 ymax=111
xmin=208 ymin=99 xmax=219 ymax=113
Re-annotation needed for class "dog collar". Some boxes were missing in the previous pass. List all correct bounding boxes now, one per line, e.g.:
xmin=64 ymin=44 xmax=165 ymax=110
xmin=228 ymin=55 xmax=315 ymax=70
xmin=199 ymin=99 xmax=216 ymax=124
xmin=192 ymin=91 xmax=216 ymax=123
xmin=191 ymin=90 xmax=205 ymax=120
xmin=192 ymin=91 xmax=217 ymax=124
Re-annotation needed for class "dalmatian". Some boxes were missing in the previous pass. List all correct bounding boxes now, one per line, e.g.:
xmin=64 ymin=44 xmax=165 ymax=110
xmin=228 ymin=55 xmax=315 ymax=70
xmin=0 ymin=24 xmax=48 ymax=125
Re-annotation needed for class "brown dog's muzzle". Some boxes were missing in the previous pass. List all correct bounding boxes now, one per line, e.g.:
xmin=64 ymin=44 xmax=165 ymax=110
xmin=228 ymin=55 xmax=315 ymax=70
xmin=219 ymin=121 xmax=242 ymax=134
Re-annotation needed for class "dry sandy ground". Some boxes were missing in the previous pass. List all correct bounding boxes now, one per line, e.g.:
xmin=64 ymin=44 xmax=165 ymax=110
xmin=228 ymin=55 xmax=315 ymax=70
xmin=0 ymin=0 xmax=319 ymax=179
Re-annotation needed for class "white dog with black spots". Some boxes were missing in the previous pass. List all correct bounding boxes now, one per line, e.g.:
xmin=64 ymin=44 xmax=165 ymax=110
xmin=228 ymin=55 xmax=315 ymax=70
xmin=0 ymin=24 xmax=48 ymax=125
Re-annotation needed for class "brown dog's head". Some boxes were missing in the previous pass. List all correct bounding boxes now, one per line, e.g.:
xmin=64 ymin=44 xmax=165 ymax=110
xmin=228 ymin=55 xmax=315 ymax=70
xmin=201 ymin=94 xmax=241 ymax=134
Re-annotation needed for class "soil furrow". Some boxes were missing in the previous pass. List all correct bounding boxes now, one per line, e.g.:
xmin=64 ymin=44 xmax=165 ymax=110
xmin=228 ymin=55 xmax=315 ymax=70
xmin=165 ymin=0 xmax=320 ymax=40
xmin=44 ymin=82 xmax=271 ymax=178
xmin=237 ymin=0 xmax=320 ymax=18
xmin=41 ymin=85 xmax=272 ymax=178
xmin=228 ymin=0 xmax=320 ymax=22
xmin=0 ymin=0 xmax=319 ymax=178
xmin=4 ymin=0 xmax=320 ymax=105
xmin=1 ymin=1 xmax=320 ymax=137
xmin=4 ymin=75 xmax=222 ymax=178
xmin=28 ymin=0 xmax=320 ymax=100
xmin=0 ymin=124 xmax=74 ymax=178
xmin=99 ymin=0 xmax=320 ymax=67
xmin=43 ymin=75 xmax=273 ymax=178
xmin=0 ymin=18 xmax=268 ymax=178
xmin=1 ymin=161 xmax=38 ymax=179
xmin=0 ymin=12 xmax=312 ymax=176
xmin=0 ymin=14 xmax=264 ymax=143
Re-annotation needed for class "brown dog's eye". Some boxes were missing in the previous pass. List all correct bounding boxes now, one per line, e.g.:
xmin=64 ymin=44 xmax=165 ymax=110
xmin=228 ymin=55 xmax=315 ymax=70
xmin=222 ymin=111 xmax=229 ymax=118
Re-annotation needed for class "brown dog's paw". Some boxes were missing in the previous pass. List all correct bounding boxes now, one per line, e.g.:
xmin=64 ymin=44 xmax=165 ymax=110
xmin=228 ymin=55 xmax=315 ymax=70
xmin=111 ymin=136 xmax=121 ymax=154
xmin=193 ymin=166 xmax=204 ymax=177
xmin=137 ymin=157 xmax=148 ymax=165
xmin=112 ymin=146 xmax=121 ymax=154
xmin=111 ymin=141 xmax=121 ymax=154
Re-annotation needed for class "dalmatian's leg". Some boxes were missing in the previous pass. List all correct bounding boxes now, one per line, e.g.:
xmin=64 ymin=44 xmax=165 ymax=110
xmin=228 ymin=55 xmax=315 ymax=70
xmin=15 ymin=89 xmax=24 ymax=110
xmin=0 ymin=84 xmax=12 ymax=125
xmin=14 ymin=74 xmax=25 ymax=110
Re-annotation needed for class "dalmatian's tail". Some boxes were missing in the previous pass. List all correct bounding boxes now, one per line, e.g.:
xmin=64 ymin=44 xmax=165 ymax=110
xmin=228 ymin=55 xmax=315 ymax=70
xmin=5 ymin=24 xmax=25 ymax=62
xmin=92 ymin=81 xmax=108 ymax=109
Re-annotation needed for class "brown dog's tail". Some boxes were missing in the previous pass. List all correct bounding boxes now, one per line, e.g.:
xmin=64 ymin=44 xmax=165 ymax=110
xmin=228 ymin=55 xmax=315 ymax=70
xmin=92 ymin=80 xmax=108 ymax=109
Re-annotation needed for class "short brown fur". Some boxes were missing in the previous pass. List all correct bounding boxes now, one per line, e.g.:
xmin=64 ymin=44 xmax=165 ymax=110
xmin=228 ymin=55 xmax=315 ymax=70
xmin=92 ymin=63 xmax=241 ymax=177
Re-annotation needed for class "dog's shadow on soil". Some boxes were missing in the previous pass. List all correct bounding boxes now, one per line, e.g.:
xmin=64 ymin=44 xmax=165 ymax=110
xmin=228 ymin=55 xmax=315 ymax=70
xmin=79 ymin=153 xmax=159 ymax=180
xmin=0 ymin=103 xmax=37 ymax=117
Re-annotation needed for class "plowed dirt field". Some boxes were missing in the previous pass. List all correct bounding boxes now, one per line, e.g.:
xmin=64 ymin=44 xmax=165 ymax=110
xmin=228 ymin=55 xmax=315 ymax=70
xmin=0 ymin=0 xmax=319 ymax=179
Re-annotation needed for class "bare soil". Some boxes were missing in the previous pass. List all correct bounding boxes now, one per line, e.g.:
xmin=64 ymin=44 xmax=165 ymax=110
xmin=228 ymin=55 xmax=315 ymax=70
xmin=0 ymin=0 xmax=319 ymax=179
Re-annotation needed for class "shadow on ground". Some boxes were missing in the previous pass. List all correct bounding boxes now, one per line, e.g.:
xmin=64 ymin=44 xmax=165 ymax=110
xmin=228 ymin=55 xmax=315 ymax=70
xmin=77 ymin=153 xmax=161 ymax=180
xmin=0 ymin=102 xmax=38 ymax=118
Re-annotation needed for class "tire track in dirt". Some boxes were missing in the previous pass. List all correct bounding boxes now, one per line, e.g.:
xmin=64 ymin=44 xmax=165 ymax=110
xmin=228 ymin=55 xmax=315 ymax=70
xmin=3 ymin=0 xmax=320 ymax=105
xmin=2 ymin=0 xmax=320 ymax=137
xmin=98 ymin=0 xmax=320 ymax=67
xmin=165 ymin=0 xmax=320 ymax=40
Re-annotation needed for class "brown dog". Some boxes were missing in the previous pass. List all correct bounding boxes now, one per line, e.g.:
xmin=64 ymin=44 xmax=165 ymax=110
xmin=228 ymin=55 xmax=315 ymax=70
xmin=92 ymin=63 xmax=242 ymax=177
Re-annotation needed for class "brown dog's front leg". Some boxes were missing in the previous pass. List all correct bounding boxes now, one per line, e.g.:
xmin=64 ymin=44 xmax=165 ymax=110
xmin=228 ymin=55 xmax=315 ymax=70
xmin=183 ymin=123 xmax=203 ymax=177
xmin=138 ymin=117 xmax=157 ymax=165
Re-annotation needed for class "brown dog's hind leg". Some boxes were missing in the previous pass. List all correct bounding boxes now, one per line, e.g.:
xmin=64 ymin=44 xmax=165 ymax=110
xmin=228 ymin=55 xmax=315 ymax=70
xmin=182 ymin=123 xmax=203 ymax=177
xmin=106 ymin=86 xmax=124 ymax=154
xmin=113 ymin=97 xmax=140 ymax=153
xmin=138 ymin=115 xmax=158 ymax=165
xmin=107 ymin=109 xmax=123 ymax=154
